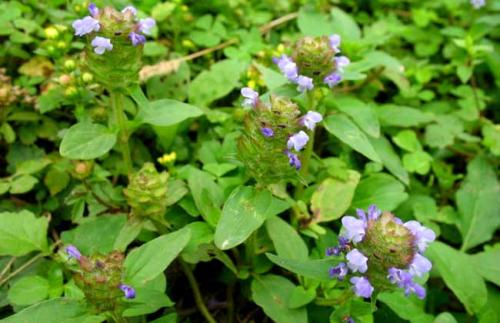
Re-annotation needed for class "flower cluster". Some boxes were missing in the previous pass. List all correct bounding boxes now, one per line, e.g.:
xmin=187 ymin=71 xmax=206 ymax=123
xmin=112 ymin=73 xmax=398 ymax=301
xmin=327 ymin=205 xmax=435 ymax=299
xmin=240 ymin=88 xmax=322 ymax=170
xmin=471 ymin=0 xmax=486 ymax=9
xmin=273 ymin=34 xmax=350 ymax=92
xmin=64 ymin=245 xmax=136 ymax=312
xmin=72 ymin=3 xmax=156 ymax=55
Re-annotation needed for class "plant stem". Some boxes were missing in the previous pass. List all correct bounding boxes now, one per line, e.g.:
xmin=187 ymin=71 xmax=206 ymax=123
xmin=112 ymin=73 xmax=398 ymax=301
xmin=110 ymin=91 xmax=133 ymax=175
xmin=180 ymin=260 xmax=217 ymax=323
xmin=0 ymin=257 xmax=16 ymax=280
xmin=0 ymin=253 xmax=45 ymax=287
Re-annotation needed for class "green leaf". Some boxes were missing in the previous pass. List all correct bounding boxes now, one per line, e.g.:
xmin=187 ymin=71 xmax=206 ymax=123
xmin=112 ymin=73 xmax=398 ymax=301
xmin=214 ymin=186 xmax=276 ymax=250
xmin=254 ymin=63 xmax=287 ymax=90
xmin=137 ymin=99 xmax=203 ymax=127
xmin=330 ymin=8 xmax=361 ymax=41
xmin=180 ymin=221 xmax=214 ymax=263
xmin=297 ymin=8 xmax=334 ymax=36
xmin=188 ymin=59 xmax=247 ymax=106
xmin=60 ymin=123 xmax=117 ymax=160
xmin=1 ymin=298 xmax=88 ymax=323
xmin=188 ymin=168 xmax=224 ymax=227
xmin=375 ymin=104 xmax=434 ymax=128
xmin=265 ymin=216 xmax=308 ymax=260
xmin=324 ymin=114 xmax=381 ymax=163
xmin=369 ymin=136 xmax=409 ymax=185
xmin=352 ymin=173 xmax=408 ymax=211
xmin=456 ymin=156 xmax=500 ymax=251
xmin=44 ymin=168 xmax=70 ymax=196
xmin=310 ymin=171 xmax=360 ymax=222
xmin=403 ymin=151 xmax=433 ymax=175
xmin=393 ymin=130 xmax=422 ymax=152
xmin=251 ymin=275 xmax=307 ymax=323
xmin=0 ymin=210 xmax=49 ymax=256
xmin=426 ymin=241 xmax=487 ymax=314
xmin=329 ymin=96 xmax=380 ymax=138
xmin=434 ymin=312 xmax=458 ymax=323
xmin=266 ymin=253 xmax=340 ymax=280
xmin=287 ymin=286 xmax=316 ymax=309
xmin=8 ymin=276 xmax=49 ymax=306
xmin=472 ymin=248 xmax=500 ymax=286
xmin=378 ymin=292 xmax=433 ymax=323
xmin=61 ymin=215 xmax=127 ymax=255
xmin=9 ymin=174 xmax=38 ymax=194
xmin=124 ymin=228 xmax=191 ymax=287
xmin=123 ymin=288 xmax=174 ymax=317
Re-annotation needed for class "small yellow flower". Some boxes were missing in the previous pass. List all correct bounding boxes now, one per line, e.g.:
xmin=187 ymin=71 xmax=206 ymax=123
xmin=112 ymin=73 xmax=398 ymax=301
xmin=277 ymin=44 xmax=285 ymax=53
xmin=247 ymin=80 xmax=257 ymax=89
xmin=64 ymin=86 xmax=77 ymax=97
xmin=57 ymin=41 xmax=67 ymax=49
xmin=157 ymin=152 xmax=177 ymax=165
xmin=64 ymin=59 xmax=76 ymax=70
xmin=82 ymin=72 xmax=93 ymax=83
xmin=44 ymin=26 xmax=59 ymax=39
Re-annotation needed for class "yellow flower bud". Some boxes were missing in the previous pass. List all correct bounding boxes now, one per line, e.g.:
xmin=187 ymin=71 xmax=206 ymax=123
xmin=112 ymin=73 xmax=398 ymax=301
xmin=57 ymin=41 xmax=67 ymax=49
xmin=64 ymin=86 xmax=77 ymax=97
xmin=44 ymin=27 xmax=59 ymax=39
xmin=182 ymin=39 xmax=194 ymax=48
xmin=157 ymin=152 xmax=177 ymax=165
xmin=247 ymin=80 xmax=257 ymax=89
xmin=64 ymin=59 xmax=76 ymax=70
xmin=82 ymin=72 xmax=93 ymax=83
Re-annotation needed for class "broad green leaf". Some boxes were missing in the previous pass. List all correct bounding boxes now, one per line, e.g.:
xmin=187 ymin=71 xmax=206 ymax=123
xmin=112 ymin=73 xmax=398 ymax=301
xmin=347 ymin=51 xmax=403 ymax=74
xmin=328 ymin=96 xmax=380 ymax=138
xmin=188 ymin=59 xmax=247 ymax=106
xmin=288 ymin=286 xmax=316 ymax=309
xmin=456 ymin=156 xmax=500 ymax=251
xmin=137 ymin=99 xmax=203 ymax=127
xmin=123 ymin=288 xmax=174 ymax=317
xmin=310 ymin=171 xmax=360 ymax=222
xmin=330 ymin=8 xmax=361 ymax=41
xmin=181 ymin=221 xmax=214 ymax=263
xmin=265 ymin=216 xmax=308 ymax=260
xmin=375 ymin=104 xmax=434 ymax=127
xmin=1 ymin=298 xmax=88 ymax=323
xmin=472 ymin=248 xmax=500 ymax=286
xmin=255 ymin=63 xmax=287 ymax=90
xmin=369 ymin=135 xmax=409 ymax=185
xmin=61 ymin=214 xmax=127 ymax=255
xmin=60 ymin=123 xmax=117 ymax=160
xmin=297 ymin=8 xmax=334 ymax=36
xmin=0 ymin=210 xmax=49 ymax=256
xmin=124 ymin=228 xmax=191 ymax=287
xmin=8 ymin=276 xmax=49 ymax=306
xmin=426 ymin=241 xmax=487 ymax=314
xmin=188 ymin=168 xmax=224 ymax=227
xmin=378 ymin=292 xmax=433 ymax=323
xmin=9 ymin=175 xmax=38 ymax=194
xmin=403 ymin=151 xmax=433 ymax=175
xmin=352 ymin=173 xmax=408 ymax=211
xmin=324 ymin=114 xmax=381 ymax=163
xmin=434 ymin=312 xmax=458 ymax=323
xmin=251 ymin=275 xmax=307 ymax=323
xmin=266 ymin=253 xmax=340 ymax=280
xmin=113 ymin=219 xmax=144 ymax=252
xmin=393 ymin=130 xmax=422 ymax=152
xmin=214 ymin=186 xmax=276 ymax=250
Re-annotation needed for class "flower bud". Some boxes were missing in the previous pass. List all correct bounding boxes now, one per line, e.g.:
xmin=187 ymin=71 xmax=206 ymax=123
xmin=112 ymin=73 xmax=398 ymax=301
xmin=82 ymin=72 xmax=94 ymax=83
xmin=71 ymin=160 xmax=94 ymax=179
xmin=123 ymin=162 xmax=169 ymax=219
xmin=64 ymin=59 xmax=76 ymax=70
xmin=292 ymin=36 xmax=335 ymax=83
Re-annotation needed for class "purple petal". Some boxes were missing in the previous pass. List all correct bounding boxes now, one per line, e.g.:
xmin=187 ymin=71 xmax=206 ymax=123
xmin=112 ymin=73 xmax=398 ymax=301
xmin=129 ymin=32 xmax=146 ymax=46
xmin=409 ymin=254 xmax=432 ymax=278
xmin=350 ymin=276 xmax=374 ymax=298
xmin=300 ymin=111 xmax=323 ymax=130
xmin=341 ymin=216 xmax=366 ymax=243
xmin=72 ymin=16 xmax=100 ymax=36
xmin=260 ymin=127 xmax=274 ymax=138
xmin=65 ymin=245 xmax=81 ymax=260
xmin=346 ymin=249 xmax=368 ymax=273
xmin=119 ymin=284 xmax=136 ymax=299
xmin=287 ymin=131 xmax=309 ymax=151
xmin=88 ymin=3 xmax=99 ymax=17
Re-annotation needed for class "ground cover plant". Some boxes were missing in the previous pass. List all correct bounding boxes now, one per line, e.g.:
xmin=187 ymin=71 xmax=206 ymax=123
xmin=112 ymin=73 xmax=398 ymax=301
xmin=0 ymin=0 xmax=499 ymax=322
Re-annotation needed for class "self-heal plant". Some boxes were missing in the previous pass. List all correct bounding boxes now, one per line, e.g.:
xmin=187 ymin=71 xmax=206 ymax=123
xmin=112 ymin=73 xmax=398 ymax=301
xmin=236 ymin=88 xmax=322 ymax=185
xmin=63 ymin=245 xmax=136 ymax=318
xmin=273 ymin=34 xmax=350 ymax=92
xmin=327 ymin=205 xmax=435 ymax=300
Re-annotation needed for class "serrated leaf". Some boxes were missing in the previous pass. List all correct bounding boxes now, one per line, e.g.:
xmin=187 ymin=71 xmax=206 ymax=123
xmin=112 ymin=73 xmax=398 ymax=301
xmin=0 ymin=210 xmax=49 ymax=256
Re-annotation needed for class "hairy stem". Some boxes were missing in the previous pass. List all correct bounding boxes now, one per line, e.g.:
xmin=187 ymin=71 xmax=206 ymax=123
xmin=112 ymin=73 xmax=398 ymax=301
xmin=111 ymin=91 xmax=133 ymax=175
xmin=180 ymin=260 xmax=217 ymax=323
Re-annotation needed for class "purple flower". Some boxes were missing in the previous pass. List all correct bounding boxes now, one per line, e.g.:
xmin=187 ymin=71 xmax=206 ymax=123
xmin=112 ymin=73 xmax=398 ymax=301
xmin=326 ymin=236 xmax=349 ymax=256
xmin=72 ymin=16 xmax=100 ymax=36
xmin=287 ymin=131 xmax=309 ymax=151
xmin=300 ymin=111 xmax=323 ymax=130
xmin=241 ymin=87 xmax=259 ymax=108
xmin=329 ymin=262 xmax=348 ymax=280
xmin=329 ymin=34 xmax=341 ymax=53
xmin=404 ymin=221 xmax=436 ymax=253
xmin=387 ymin=268 xmax=426 ymax=299
xmin=335 ymin=56 xmax=350 ymax=72
xmin=91 ymin=36 xmax=113 ymax=55
xmin=65 ymin=245 xmax=81 ymax=260
xmin=409 ymin=254 xmax=432 ymax=278
xmin=350 ymin=277 xmax=374 ymax=298
xmin=326 ymin=246 xmax=341 ymax=256
xmin=286 ymin=151 xmax=301 ymax=170
xmin=88 ymin=3 xmax=99 ymax=17
xmin=273 ymin=55 xmax=298 ymax=81
xmin=346 ymin=249 xmax=368 ymax=273
xmin=367 ymin=205 xmax=382 ymax=221
xmin=129 ymin=32 xmax=146 ymax=46
xmin=324 ymin=72 xmax=342 ymax=88
xmin=119 ymin=284 xmax=136 ymax=299
xmin=122 ymin=5 xmax=137 ymax=16
xmin=138 ymin=18 xmax=156 ymax=35
xmin=471 ymin=0 xmax=486 ymax=9
xmin=296 ymin=75 xmax=314 ymax=92
xmin=341 ymin=216 xmax=366 ymax=243
xmin=261 ymin=127 xmax=274 ymax=138
xmin=345 ymin=317 xmax=355 ymax=323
